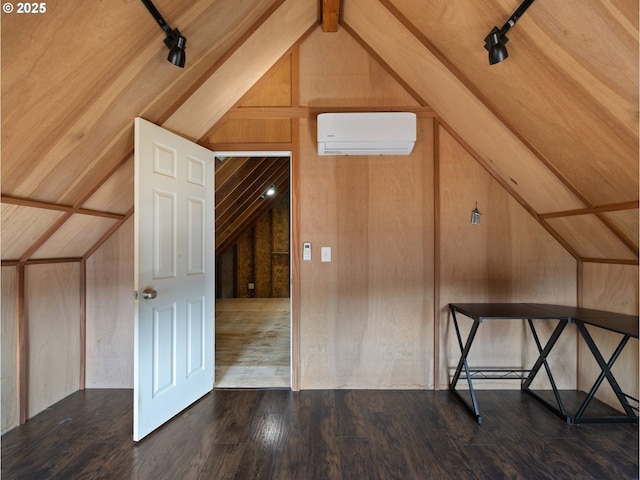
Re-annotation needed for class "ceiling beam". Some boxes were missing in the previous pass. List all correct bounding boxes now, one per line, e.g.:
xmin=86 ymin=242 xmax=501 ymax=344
xmin=221 ymin=105 xmax=437 ymax=119
xmin=322 ymin=0 xmax=340 ymax=32
xmin=539 ymin=201 xmax=639 ymax=219
xmin=1 ymin=195 xmax=125 ymax=220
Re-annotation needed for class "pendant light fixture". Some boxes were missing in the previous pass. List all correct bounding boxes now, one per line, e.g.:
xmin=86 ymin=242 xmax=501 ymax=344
xmin=140 ymin=0 xmax=187 ymax=68
xmin=484 ymin=0 xmax=535 ymax=65
xmin=470 ymin=202 xmax=481 ymax=225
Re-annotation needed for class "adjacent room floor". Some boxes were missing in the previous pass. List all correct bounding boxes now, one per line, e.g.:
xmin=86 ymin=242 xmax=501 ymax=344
xmin=1 ymin=389 xmax=637 ymax=479
xmin=215 ymin=297 xmax=290 ymax=389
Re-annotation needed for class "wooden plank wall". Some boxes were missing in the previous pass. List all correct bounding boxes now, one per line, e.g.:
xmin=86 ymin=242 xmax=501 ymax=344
xmin=2 ymin=263 xmax=83 ymax=431
xmin=298 ymin=28 xmax=434 ymax=388
xmin=85 ymin=217 xmax=134 ymax=388
xmin=25 ymin=263 xmax=81 ymax=419
xmin=579 ymin=263 xmax=639 ymax=407
xmin=231 ymin=194 xmax=290 ymax=298
xmin=299 ymin=117 xmax=436 ymax=388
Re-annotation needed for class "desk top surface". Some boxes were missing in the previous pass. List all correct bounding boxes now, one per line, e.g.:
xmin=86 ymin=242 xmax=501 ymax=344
xmin=449 ymin=303 xmax=639 ymax=338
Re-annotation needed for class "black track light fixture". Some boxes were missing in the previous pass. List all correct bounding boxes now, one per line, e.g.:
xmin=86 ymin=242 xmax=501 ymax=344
xmin=484 ymin=0 xmax=535 ymax=65
xmin=140 ymin=0 xmax=186 ymax=68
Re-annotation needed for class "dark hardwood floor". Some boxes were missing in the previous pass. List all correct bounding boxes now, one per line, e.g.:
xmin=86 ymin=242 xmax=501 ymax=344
xmin=2 ymin=389 xmax=638 ymax=479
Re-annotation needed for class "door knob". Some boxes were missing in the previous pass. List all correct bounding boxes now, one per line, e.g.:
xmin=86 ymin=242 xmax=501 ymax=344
xmin=142 ymin=288 xmax=158 ymax=300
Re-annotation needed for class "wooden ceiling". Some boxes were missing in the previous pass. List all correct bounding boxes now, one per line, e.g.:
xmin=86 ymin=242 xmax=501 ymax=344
xmin=1 ymin=0 xmax=637 ymax=265
xmin=215 ymin=156 xmax=290 ymax=256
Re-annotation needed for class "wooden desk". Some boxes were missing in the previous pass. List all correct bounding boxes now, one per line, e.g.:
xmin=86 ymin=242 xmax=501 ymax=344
xmin=448 ymin=303 xmax=638 ymax=425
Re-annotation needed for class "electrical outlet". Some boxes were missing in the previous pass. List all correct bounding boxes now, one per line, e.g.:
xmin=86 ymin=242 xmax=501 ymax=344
xmin=248 ymin=283 xmax=255 ymax=290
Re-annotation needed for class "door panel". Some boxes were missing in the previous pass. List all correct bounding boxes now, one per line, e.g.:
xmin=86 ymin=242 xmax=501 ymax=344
xmin=134 ymin=117 xmax=215 ymax=441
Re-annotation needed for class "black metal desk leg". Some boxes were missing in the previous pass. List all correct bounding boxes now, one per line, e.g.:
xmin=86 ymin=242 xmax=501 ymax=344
xmin=574 ymin=322 xmax=636 ymax=422
xmin=522 ymin=318 xmax=567 ymax=418
xmin=449 ymin=307 xmax=483 ymax=424
xmin=522 ymin=318 xmax=567 ymax=390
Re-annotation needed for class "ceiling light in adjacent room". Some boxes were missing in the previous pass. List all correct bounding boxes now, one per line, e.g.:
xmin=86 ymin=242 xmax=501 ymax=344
xmin=261 ymin=185 xmax=276 ymax=199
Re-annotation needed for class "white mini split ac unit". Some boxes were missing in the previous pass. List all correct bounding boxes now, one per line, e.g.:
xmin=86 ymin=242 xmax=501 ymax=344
xmin=317 ymin=112 xmax=417 ymax=156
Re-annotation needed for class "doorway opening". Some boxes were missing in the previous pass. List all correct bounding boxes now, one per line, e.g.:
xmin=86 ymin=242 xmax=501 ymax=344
xmin=213 ymin=152 xmax=291 ymax=389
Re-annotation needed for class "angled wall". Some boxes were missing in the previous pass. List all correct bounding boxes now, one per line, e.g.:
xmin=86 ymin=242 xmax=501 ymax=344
xmin=85 ymin=217 xmax=134 ymax=388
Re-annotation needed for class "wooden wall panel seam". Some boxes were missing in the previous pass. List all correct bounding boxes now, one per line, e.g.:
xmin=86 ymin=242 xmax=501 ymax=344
xmin=291 ymin=122 xmax=300 ymax=392
xmin=79 ymin=260 xmax=86 ymax=391
xmin=16 ymin=264 xmax=27 ymax=425
xmin=577 ymin=260 xmax=583 ymax=391
xmin=433 ymin=119 xmax=441 ymax=391
xmin=290 ymin=43 xmax=300 ymax=392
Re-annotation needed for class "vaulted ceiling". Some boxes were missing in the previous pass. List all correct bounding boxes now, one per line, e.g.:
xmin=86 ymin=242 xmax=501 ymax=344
xmin=1 ymin=0 xmax=637 ymax=265
xmin=215 ymin=156 xmax=289 ymax=256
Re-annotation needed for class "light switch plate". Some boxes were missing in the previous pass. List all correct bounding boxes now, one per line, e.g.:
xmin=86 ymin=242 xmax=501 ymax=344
xmin=321 ymin=247 xmax=331 ymax=262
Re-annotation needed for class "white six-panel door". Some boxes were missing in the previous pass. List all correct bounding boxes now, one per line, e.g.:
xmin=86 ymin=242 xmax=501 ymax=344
xmin=133 ymin=117 xmax=215 ymax=442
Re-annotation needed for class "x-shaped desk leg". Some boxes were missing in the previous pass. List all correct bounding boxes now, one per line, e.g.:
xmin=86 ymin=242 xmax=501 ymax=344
xmin=449 ymin=308 xmax=483 ymax=424
xmin=572 ymin=321 xmax=637 ymax=423
xmin=521 ymin=318 xmax=569 ymax=420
